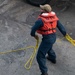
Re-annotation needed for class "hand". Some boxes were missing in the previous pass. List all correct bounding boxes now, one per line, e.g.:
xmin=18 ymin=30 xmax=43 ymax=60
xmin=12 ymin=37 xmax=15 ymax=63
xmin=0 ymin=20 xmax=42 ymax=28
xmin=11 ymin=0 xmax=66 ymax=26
xmin=64 ymin=33 xmax=67 ymax=37
xmin=63 ymin=32 xmax=67 ymax=37
xmin=34 ymin=35 xmax=39 ymax=40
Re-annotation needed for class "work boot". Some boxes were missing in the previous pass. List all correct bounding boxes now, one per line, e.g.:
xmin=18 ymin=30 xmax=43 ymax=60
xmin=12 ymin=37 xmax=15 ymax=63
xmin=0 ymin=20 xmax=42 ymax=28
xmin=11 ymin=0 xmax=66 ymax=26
xmin=41 ymin=73 xmax=48 ymax=75
xmin=47 ymin=56 xmax=56 ymax=64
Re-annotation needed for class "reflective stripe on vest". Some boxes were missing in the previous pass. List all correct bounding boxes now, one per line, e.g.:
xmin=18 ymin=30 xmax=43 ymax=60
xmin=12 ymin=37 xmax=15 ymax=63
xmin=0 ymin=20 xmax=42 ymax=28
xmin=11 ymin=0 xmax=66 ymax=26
xmin=37 ymin=12 xmax=59 ymax=35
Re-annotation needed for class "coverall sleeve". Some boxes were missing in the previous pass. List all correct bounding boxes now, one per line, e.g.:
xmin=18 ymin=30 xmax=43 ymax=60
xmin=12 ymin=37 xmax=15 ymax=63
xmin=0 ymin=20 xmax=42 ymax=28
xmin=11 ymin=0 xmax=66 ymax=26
xmin=30 ymin=19 xmax=43 ymax=37
xmin=57 ymin=20 xmax=66 ymax=36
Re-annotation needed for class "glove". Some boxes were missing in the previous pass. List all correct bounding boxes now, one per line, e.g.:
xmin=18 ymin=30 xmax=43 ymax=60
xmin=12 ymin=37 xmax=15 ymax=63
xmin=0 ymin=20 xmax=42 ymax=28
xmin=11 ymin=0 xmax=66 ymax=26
xmin=63 ymin=32 xmax=67 ymax=37
xmin=34 ymin=35 xmax=39 ymax=40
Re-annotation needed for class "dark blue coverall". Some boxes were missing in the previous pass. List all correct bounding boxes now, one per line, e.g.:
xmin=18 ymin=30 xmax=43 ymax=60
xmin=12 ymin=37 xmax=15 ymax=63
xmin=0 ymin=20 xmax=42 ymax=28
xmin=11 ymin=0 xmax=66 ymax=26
xmin=30 ymin=18 xmax=66 ymax=74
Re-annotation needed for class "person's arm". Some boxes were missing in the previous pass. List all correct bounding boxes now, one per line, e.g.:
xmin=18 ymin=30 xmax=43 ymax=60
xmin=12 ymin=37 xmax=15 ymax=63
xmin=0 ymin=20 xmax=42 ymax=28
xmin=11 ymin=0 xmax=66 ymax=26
xmin=30 ymin=19 xmax=43 ymax=38
xmin=57 ymin=20 xmax=66 ymax=36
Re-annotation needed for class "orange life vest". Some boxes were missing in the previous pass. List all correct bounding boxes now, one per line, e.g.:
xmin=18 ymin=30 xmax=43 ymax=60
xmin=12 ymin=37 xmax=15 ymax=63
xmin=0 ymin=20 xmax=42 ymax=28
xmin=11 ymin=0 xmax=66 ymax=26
xmin=37 ymin=12 xmax=59 ymax=35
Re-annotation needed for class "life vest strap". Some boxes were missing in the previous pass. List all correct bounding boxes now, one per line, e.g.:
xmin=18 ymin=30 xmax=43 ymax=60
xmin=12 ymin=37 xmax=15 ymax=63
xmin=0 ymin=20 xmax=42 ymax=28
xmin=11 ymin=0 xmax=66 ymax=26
xmin=39 ymin=28 xmax=56 ymax=32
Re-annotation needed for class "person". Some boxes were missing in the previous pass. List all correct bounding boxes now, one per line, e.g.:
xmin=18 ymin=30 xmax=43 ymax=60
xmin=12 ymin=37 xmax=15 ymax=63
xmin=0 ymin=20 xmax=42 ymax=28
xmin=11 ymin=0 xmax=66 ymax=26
xmin=30 ymin=4 xmax=66 ymax=75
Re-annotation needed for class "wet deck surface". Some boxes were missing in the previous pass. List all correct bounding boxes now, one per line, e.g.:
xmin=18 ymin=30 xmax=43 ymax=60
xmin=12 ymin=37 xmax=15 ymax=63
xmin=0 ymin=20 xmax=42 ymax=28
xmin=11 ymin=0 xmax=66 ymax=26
xmin=0 ymin=0 xmax=75 ymax=75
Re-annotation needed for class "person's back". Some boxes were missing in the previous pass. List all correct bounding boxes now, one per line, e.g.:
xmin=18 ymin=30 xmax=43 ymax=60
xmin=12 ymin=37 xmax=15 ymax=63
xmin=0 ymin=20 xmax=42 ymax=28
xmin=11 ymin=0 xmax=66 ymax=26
xmin=37 ymin=11 xmax=58 ymax=35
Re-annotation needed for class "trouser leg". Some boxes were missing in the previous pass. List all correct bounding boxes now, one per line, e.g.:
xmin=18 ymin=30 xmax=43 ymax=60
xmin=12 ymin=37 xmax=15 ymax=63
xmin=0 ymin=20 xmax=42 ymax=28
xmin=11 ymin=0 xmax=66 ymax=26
xmin=36 ymin=41 xmax=49 ymax=74
xmin=47 ymin=44 xmax=56 ymax=60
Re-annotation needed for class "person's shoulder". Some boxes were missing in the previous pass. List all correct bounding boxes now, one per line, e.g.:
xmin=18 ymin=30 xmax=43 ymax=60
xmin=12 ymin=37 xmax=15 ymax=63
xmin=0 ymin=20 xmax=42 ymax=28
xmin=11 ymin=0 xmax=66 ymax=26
xmin=35 ymin=18 xmax=43 ymax=26
xmin=36 ymin=18 xmax=43 ymax=23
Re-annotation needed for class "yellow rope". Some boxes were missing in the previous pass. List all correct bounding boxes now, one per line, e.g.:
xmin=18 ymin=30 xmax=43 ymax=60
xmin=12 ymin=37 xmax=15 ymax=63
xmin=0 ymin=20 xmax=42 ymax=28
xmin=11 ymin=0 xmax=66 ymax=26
xmin=0 ymin=39 xmax=39 ymax=70
xmin=0 ymin=34 xmax=74 ymax=70
xmin=24 ymin=39 xmax=39 ymax=69
xmin=65 ymin=34 xmax=75 ymax=46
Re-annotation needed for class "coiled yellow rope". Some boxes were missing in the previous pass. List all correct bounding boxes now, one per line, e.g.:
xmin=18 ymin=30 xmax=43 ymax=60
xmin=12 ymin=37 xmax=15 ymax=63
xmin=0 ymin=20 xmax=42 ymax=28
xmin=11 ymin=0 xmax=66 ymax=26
xmin=24 ymin=39 xmax=39 ymax=69
xmin=0 ymin=39 xmax=39 ymax=70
